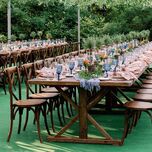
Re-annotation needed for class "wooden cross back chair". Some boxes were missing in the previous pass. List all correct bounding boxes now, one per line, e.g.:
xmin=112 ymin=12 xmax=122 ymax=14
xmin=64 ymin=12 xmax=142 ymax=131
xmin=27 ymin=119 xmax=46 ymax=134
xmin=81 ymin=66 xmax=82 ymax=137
xmin=0 ymin=51 xmax=10 ymax=94
xmin=10 ymin=51 xmax=19 ymax=67
xmin=6 ymin=66 xmax=50 ymax=143
xmin=19 ymin=50 xmax=30 ymax=66
xmin=39 ymin=48 xmax=48 ymax=60
xmin=23 ymin=62 xmax=63 ymax=131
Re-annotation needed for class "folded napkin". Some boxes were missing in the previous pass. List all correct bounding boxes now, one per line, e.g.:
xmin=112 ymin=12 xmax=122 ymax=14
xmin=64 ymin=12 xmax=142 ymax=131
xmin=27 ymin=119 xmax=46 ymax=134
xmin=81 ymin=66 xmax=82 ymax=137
xmin=38 ymin=67 xmax=54 ymax=78
xmin=120 ymin=71 xmax=138 ymax=80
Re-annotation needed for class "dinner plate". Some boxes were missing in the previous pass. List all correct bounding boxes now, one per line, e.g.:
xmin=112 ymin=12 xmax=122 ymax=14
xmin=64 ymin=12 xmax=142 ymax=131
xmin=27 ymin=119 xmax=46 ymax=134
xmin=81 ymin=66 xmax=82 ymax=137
xmin=37 ymin=76 xmax=51 ymax=80
xmin=98 ymin=77 xmax=111 ymax=81
xmin=65 ymin=74 xmax=74 ymax=77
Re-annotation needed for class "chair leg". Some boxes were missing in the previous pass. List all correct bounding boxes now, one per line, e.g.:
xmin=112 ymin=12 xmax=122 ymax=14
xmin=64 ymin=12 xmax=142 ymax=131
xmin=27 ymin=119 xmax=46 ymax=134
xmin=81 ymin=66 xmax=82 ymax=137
xmin=35 ymin=107 xmax=42 ymax=143
xmin=121 ymin=110 xmax=130 ymax=144
xmin=48 ymin=101 xmax=55 ymax=132
xmin=66 ymin=101 xmax=71 ymax=117
xmin=61 ymin=102 xmax=66 ymax=123
xmin=129 ymin=111 xmax=136 ymax=133
xmin=70 ymin=104 xmax=74 ymax=116
xmin=7 ymin=117 xmax=14 ymax=142
xmin=144 ymin=110 xmax=152 ymax=123
xmin=56 ymin=100 xmax=63 ymax=126
xmin=42 ymin=103 xmax=51 ymax=135
xmin=18 ymin=108 xmax=23 ymax=134
xmin=2 ymin=76 xmax=7 ymax=95
xmin=23 ymin=109 xmax=29 ymax=131
xmin=60 ymin=97 xmax=66 ymax=123
xmin=133 ymin=111 xmax=141 ymax=127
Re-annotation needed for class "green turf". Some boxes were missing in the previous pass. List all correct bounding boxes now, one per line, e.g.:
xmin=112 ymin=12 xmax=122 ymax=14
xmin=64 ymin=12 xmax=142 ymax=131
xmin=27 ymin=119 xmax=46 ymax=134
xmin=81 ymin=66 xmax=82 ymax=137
xmin=0 ymin=87 xmax=152 ymax=152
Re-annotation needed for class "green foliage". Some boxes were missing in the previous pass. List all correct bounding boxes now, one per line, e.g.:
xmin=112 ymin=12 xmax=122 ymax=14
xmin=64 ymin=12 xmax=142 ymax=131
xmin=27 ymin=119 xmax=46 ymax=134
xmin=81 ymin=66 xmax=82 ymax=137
xmin=46 ymin=32 xmax=52 ymax=39
xmin=78 ymin=65 xmax=103 ymax=80
xmin=95 ymin=37 xmax=104 ymax=49
xmin=83 ymin=37 xmax=95 ymax=49
xmin=19 ymin=33 xmax=26 ymax=40
xmin=0 ymin=0 xmax=151 ymax=41
xmin=103 ymin=35 xmax=113 ymax=45
xmin=37 ymin=31 xmax=43 ymax=39
xmin=0 ymin=34 xmax=7 ymax=43
xmin=30 ymin=31 xmax=36 ymax=39
xmin=112 ymin=35 xmax=122 ymax=44
xmin=11 ymin=34 xmax=17 ymax=41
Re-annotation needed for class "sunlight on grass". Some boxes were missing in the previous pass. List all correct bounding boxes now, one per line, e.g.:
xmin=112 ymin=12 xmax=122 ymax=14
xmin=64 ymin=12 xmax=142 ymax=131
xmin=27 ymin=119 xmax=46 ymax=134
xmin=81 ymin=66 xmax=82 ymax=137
xmin=16 ymin=141 xmax=76 ymax=152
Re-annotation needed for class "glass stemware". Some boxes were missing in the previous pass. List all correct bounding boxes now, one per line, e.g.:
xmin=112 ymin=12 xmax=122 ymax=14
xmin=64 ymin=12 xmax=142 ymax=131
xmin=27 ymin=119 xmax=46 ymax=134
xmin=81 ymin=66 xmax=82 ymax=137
xmin=77 ymin=58 xmax=83 ymax=70
xmin=68 ymin=61 xmax=75 ymax=74
xmin=103 ymin=63 xmax=111 ymax=78
xmin=56 ymin=64 xmax=62 ymax=80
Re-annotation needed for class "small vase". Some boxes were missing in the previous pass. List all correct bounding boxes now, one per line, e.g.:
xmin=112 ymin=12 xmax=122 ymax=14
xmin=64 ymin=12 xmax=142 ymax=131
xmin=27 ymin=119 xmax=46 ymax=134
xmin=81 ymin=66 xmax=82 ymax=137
xmin=88 ymin=65 xmax=96 ymax=73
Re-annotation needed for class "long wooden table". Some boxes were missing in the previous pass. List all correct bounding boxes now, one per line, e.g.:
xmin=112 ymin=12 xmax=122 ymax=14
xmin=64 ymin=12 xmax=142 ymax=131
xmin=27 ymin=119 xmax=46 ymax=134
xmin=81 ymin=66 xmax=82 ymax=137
xmin=28 ymin=76 xmax=136 ymax=145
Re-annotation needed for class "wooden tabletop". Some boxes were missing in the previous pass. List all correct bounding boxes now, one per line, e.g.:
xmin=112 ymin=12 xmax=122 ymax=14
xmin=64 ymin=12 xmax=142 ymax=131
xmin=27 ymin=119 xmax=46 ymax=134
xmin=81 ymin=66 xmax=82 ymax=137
xmin=28 ymin=77 xmax=134 ymax=87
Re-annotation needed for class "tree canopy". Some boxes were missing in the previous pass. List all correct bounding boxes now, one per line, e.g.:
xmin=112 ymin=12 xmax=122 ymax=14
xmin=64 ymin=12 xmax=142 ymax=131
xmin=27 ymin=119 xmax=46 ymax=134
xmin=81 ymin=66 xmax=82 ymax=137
xmin=0 ymin=0 xmax=152 ymax=41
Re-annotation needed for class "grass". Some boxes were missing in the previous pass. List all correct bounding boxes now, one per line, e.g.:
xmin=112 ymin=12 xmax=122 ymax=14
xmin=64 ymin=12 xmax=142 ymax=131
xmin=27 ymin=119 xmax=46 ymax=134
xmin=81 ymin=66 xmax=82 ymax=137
xmin=0 ymin=87 xmax=152 ymax=152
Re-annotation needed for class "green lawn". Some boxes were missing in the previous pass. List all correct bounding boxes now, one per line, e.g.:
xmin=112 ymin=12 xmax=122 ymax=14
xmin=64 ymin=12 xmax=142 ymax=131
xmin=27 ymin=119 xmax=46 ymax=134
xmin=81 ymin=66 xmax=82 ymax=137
xmin=0 ymin=87 xmax=152 ymax=152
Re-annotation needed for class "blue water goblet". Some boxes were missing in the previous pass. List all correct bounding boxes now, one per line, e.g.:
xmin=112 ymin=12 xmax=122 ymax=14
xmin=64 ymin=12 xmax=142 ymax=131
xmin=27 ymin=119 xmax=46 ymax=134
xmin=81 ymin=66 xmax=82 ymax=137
xmin=103 ymin=63 xmax=111 ymax=78
xmin=77 ymin=59 xmax=83 ymax=70
xmin=68 ymin=61 xmax=75 ymax=74
xmin=56 ymin=64 xmax=62 ymax=80
xmin=95 ymin=54 xmax=100 ymax=62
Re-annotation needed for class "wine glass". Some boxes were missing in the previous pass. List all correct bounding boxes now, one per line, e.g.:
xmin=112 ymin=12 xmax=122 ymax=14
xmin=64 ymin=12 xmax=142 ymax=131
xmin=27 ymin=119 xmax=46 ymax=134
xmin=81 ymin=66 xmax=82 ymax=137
xmin=56 ymin=64 xmax=62 ymax=80
xmin=68 ymin=61 xmax=75 ymax=74
xmin=95 ymin=54 xmax=100 ymax=62
xmin=103 ymin=63 xmax=111 ymax=78
xmin=77 ymin=58 xmax=83 ymax=70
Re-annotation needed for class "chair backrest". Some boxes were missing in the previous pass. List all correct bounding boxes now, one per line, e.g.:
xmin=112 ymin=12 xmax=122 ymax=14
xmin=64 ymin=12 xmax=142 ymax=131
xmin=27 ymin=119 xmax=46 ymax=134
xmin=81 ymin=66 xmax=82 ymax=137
xmin=22 ymin=63 xmax=36 ymax=98
xmin=0 ymin=52 xmax=10 ymax=70
xmin=44 ymin=58 xmax=54 ymax=68
xmin=10 ymin=51 xmax=19 ymax=67
xmin=39 ymin=48 xmax=48 ymax=60
xmin=19 ymin=49 xmax=30 ymax=65
xmin=5 ymin=66 xmax=22 ymax=108
xmin=34 ymin=60 xmax=44 ymax=71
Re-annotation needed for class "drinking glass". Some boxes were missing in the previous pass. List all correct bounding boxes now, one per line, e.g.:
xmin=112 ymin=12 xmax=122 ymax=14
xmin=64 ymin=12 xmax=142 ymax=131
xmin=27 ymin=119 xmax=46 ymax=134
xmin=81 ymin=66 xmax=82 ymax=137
xmin=77 ymin=58 xmax=83 ymax=70
xmin=68 ymin=61 xmax=75 ymax=74
xmin=56 ymin=64 xmax=62 ymax=80
xmin=103 ymin=63 xmax=111 ymax=77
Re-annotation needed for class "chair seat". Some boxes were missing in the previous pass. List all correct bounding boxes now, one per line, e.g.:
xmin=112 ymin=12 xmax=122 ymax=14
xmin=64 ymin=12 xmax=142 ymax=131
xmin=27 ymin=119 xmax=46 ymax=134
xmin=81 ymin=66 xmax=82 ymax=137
xmin=134 ymin=94 xmax=152 ymax=102
xmin=41 ymin=87 xmax=68 ymax=93
xmin=146 ymin=76 xmax=152 ymax=79
xmin=15 ymin=99 xmax=46 ymax=107
xmin=29 ymin=93 xmax=59 ymax=99
xmin=137 ymin=89 xmax=152 ymax=94
xmin=124 ymin=101 xmax=152 ymax=110
xmin=142 ymin=80 xmax=152 ymax=84
xmin=147 ymin=73 xmax=152 ymax=76
xmin=142 ymin=84 xmax=152 ymax=89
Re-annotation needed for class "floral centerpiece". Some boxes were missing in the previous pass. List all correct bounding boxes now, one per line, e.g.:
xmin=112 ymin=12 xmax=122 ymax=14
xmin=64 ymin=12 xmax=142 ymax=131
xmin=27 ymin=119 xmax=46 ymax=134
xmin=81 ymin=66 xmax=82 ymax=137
xmin=99 ymin=52 xmax=108 ymax=61
xmin=78 ymin=58 xmax=103 ymax=80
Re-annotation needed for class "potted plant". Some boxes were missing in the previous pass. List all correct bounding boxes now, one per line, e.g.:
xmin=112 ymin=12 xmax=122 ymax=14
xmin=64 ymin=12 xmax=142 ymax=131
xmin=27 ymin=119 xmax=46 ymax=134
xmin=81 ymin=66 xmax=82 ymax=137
xmin=103 ymin=35 xmax=113 ymax=46
xmin=11 ymin=34 xmax=17 ymax=41
xmin=83 ymin=37 xmax=95 ymax=50
xmin=0 ymin=34 xmax=7 ymax=43
xmin=30 ymin=31 xmax=36 ymax=40
xmin=95 ymin=37 xmax=104 ymax=51
xmin=46 ymin=32 xmax=52 ymax=40
xmin=37 ymin=31 xmax=43 ymax=40
xmin=126 ymin=33 xmax=133 ymax=42
xmin=112 ymin=35 xmax=122 ymax=44
xmin=19 ymin=33 xmax=26 ymax=41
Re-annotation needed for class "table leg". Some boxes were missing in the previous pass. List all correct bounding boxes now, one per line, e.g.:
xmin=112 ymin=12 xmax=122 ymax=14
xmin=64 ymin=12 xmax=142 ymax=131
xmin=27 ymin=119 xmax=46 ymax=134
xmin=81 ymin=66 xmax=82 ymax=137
xmin=79 ymin=87 xmax=88 ymax=139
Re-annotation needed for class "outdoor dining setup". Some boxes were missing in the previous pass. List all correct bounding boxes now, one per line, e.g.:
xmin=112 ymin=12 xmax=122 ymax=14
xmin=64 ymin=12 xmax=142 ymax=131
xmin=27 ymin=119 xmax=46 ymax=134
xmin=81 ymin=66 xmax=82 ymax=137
xmin=1 ymin=31 xmax=152 ymax=146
